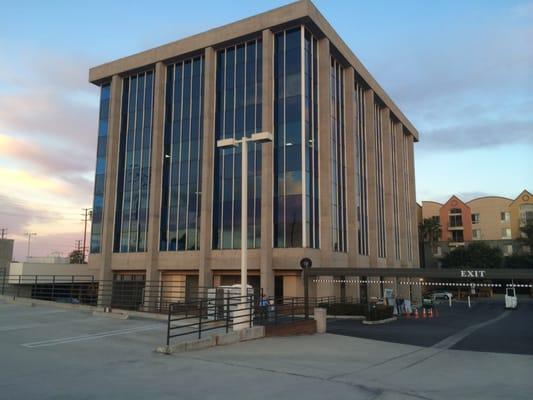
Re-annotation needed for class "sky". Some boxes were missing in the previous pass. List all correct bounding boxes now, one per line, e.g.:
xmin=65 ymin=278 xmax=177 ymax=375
xmin=0 ymin=0 xmax=532 ymax=261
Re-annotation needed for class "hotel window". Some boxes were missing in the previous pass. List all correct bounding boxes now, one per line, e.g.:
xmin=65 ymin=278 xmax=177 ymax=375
xmin=471 ymin=213 xmax=480 ymax=224
xmin=330 ymin=57 xmax=347 ymax=252
xmin=501 ymin=228 xmax=511 ymax=239
xmin=373 ymin=101 xmax=386 ymax=258
xmin=90 ymin=83 xmax=111 ymax=254
xmin=472 ymin=229 xmax=481 ymax=240
xmin=160 ymin=55 xmax=204 ymax=251
xmin=114 ymin=70 xmax=154 ymax=253
xmin=213 ymin=39 xmax=262 ymax=249
xmin=451 ymin=230 xmax=464 ymax=242
xmin=354 ymin=79 xmax=368 ymax=256
xmin=500 ymin=211 xmax=510 ymax=222
xmin=273 ymin=27 xmax=319 ymax=248
xmin=449 ymin=214 xmax=463 ymax=227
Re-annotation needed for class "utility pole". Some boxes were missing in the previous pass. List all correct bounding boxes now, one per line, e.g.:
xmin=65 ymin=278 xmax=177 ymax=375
xmin=81 ymin=208 xmax=92 ymax=264
xmin=0 ymin=228 xmax=7 ymax=239
xmin=74 ymin=240 xmax=83 ymax=264
xmin=24 ymin=232 xmax=37 ymax=260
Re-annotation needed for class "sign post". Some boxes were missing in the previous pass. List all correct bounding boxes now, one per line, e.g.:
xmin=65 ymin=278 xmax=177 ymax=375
xmin=300 ymin=258 xmax=312 ymax=320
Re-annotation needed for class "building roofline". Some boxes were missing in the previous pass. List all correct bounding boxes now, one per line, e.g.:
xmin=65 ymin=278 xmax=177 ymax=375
xmin=88 ymin=0 xmax=419 ymax=140
xmin=466 ymin=195 xmax=513 ymax=204
xmin=422 ymin=200 xmax=443 ymax=206
xmin=510 ymin=189 xmax=533 ymax=205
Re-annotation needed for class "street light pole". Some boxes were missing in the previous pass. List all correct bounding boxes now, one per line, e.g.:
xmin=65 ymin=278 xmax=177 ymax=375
xmin=24 ymin=232 xmax=37 ymax=260
xmin=217 ymin=132 xmax=273 ymax=300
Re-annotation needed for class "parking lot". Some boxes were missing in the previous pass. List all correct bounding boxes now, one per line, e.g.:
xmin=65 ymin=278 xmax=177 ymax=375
xmin=1 ymin=297 xmax=533 ymax=399
xmin=328 ymin=297 xmax=533 ymax=355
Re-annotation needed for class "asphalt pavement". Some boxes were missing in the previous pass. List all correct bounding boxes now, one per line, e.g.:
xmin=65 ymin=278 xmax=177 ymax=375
xmin=327 ymin=297 xmax=533 ymax=355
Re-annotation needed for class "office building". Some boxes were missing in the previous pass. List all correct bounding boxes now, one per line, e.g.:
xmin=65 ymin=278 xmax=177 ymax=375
xmin=88 ymin=0 xmax=420 ymax=299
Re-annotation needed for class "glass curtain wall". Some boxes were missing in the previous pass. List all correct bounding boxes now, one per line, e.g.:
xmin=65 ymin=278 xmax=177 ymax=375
xmin=90 ymin=84 xmax=110 ymax=253
xmin=402 ymin=130 xmax=413 ymax=260
xmin=274 ymin=27 xmax=319 ymax=248
xmin=114 ymin=71 xmax=154 ymax=253
xmin=330 ymin=57 xmax=347 ymax=252
xmin=391 ymin=120 xmax=401 ymax=260
xmin=213 ymin=39 xmax=262 ymax=249
xmin=354 ymin=80 xmax=368 ymax=256
xmin=374 ymin=102 xmax=386 ymax=259
xmin=160 ymin=56 xmax=204 ymax=251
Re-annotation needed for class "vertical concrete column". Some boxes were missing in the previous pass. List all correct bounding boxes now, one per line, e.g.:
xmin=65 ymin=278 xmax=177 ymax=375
xmin=363 ymin=89 xmax=377 ymax=267
xmin=98 ymin=74 xmax=122 ymax=305
xmin=344 ymin=67 xmax=358 ymax=266
xmin=146 ymin=62 xmax=166 ymax=284
xmin=199 ymin=47 xmax=216 ymax=288
xmin=396 ymin=123 xmax=408 ymax=266
xmin=317 ymin=38 xmax=332 ymax=262
xmin=260 ymin=29 xmax=275 ymax=296
xmin=407 ymin=134 xmax=420 ymax=267
xmin=381 ymin=108 xmax=394 ymax=267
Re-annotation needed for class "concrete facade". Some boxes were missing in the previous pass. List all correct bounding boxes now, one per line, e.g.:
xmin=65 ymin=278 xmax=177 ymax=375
xmin=87 ymin=0 xmax=420 ymax=299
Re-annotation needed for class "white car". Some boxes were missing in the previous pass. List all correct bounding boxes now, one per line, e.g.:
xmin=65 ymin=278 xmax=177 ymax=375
xmin=431 ymin=291 xmax=453 ymax=301
xmin=505 ymin=288 xmax=518 ymax=309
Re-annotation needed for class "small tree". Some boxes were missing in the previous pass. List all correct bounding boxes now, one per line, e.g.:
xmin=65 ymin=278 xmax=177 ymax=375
xmin=69 ymin=250 xmax=84 ymax=264
xmin=442 ymin=242 xmax=503 ymax=269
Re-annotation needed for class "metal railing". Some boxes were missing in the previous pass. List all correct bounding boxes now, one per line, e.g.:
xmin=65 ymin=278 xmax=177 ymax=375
xmin=0 ymin=274 xmax=213 ymax=313
xmin=167 ymin=293 xmax=257 ymax=345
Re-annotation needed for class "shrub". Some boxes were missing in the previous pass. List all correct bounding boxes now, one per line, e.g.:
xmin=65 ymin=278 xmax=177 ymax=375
xmin=319 ymin=303 xmax=394 ymax=321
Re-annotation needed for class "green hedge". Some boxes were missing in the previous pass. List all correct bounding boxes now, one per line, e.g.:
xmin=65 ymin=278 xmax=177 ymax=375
xmin=319 ymin=303 xmax=394 ymax=321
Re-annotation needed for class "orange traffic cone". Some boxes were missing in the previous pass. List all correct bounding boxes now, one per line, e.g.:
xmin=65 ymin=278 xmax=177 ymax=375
xmin=405 ymin=310 xmax=410 ymax=319
xmin=428 ymin=308 xmax=433 ymax=318
xmin=414 ymin=308 xmax=419 ymax=319
xmin=422 ymin=308 xmax=427 ymax=319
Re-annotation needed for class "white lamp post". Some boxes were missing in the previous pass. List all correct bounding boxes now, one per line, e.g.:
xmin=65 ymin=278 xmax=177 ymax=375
xmin=216 ymin=132 xmax=273 ymax=299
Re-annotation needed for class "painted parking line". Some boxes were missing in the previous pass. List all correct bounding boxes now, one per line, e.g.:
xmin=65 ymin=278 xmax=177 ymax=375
xmin=0 ymin=309 xmax=69 ymax=319
xmin=0 ymin=316 xmax=103 ymax=332
xmin=21 ymin=324 xmax=161 ymax=348
xmin=432 ymin=310 xmax=511 ymax=350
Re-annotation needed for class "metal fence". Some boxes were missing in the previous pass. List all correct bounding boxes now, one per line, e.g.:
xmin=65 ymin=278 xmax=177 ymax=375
xmin=0 ymin=274 xmax=215 ymax=313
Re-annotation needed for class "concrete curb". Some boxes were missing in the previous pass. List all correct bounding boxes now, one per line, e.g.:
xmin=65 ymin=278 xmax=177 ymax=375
xmin=157 ymin=326 xmax=266 ymax=354
xmin=93 ymin=310 xmax=129 ymax=320
xmin=362 ymin=316 xmax=397 ymax=325
xmin=327 ymin=315 xmax=366 ymax=320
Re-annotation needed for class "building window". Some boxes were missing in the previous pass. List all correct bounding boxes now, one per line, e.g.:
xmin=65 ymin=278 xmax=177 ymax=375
xmin=114 ymin=70 xmax=154 ymax=253
xmin=450 ymin=208 xmax=461 ymax=215
xmin=374 ymin=101 xmax=386 ymax=258
xmin=500 ymin=211 xmax=510 ymax=222
xmin=519 ymin=204 xmax=533 ymax=226
xmin=90 ymin=83 xmax=111 ymax=254
xmin=160 ymin=56 xmax=204 ymax=251
xmin=451 ymin=230 xmax=464 ymax=242
xmin=402 ymin=130 xmax=413 ymax=260
xmin=354 ymin=79 xmax=368 ymax=256
xmin=501 ymin=228 xmax=511 ymax=239
xmin=503 ymin=244 xmax=513 ymax=256
xmin=472 ymin=229 xmax=481 ymax=240
xmin=330 ymin=57 xmax=347 ymax=252
xmin=471 ymin=213 xmax=480 ymax=224
xmin=213 ymin=39 xmax=263 ymax=249
xmin=449 ymin=214 xmax=463 ymax=228
xmin=391 ymin=120 xmax=400 ymax=260
xmin=273 ymin=27 xmax=319 ymax=248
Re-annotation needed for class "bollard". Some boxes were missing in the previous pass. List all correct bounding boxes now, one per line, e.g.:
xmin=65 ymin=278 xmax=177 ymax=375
xmin=449 ymin=296 xmax=452 ymax=308
xmin=314 ymin=307 xmax=327 ymax=334
xmin=467 ymin=296 xmax=471 ymax=308
xmin=422 ymin=308 xmax=426 ymax=319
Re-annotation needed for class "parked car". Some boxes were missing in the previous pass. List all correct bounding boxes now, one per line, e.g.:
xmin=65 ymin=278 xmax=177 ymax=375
xmin=430 ymin=291 xmax=453 ymax=301
xmin=505 ymin=287 xmax=518 ymax=309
